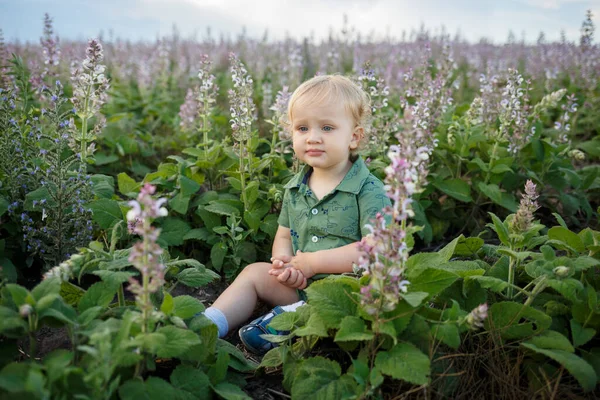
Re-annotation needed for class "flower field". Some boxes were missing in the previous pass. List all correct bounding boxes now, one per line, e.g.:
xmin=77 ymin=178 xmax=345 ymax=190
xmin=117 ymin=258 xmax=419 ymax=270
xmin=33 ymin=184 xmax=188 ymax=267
xmin=0 ymin=11 xmax=599 ymax=399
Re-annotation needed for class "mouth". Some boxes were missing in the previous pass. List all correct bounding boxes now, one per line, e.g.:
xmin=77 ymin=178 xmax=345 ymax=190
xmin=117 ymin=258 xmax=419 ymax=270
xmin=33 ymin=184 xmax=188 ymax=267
xmin=306 ymin=149 xmax=324 ymax=156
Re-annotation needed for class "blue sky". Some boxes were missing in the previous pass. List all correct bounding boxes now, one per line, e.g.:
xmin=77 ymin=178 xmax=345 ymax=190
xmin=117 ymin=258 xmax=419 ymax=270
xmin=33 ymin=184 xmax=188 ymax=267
xmin=0 ymin=0 xmax=598 ymax=44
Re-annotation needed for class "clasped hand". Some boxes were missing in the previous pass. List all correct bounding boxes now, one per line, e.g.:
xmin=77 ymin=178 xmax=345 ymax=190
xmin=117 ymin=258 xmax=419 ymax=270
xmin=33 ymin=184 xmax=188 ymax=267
xmin=269 ymin=250 xmax=314 ymax=290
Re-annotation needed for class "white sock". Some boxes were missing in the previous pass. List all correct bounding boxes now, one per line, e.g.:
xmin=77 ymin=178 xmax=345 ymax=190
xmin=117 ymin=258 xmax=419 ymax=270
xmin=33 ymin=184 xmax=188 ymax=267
xmin=204 ymin=307 xmax=229 ymax=338
xmin=280 ymin=300 xmax=306 ymax=312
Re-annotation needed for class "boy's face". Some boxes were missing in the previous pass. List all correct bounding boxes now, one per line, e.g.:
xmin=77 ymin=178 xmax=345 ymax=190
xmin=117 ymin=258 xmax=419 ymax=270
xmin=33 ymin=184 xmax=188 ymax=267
xmin=291 ymin=100 xmax=362 ymax=174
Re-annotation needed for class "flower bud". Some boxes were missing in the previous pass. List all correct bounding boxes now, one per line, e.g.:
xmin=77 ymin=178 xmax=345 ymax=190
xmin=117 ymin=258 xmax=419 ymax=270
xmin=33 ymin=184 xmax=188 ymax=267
xmin=553 ymin=266 xmax=569 ymax=278
xmin=568 ymin=149 xmax=585 ymax=161
xmin=19 ymin=304 xmax=33 ymax=318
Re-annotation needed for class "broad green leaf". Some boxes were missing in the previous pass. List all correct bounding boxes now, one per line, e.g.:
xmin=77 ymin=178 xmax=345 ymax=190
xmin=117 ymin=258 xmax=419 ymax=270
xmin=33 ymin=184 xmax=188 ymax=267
xmin=294 ymin=311 xmax=329 ymax=337
xmin=523 ymin=330 xmax=574 ymax=352
xmin=179 ymin=175 xmax=201 ymax=197
xmin=31 ymin=278 xmax=60 ymax=301
xmin=159 ymin=218 xmax=191 ymax=246
xmin=465 ymin=276 xmax=509 ymax=294
xmin=402 ymin=292 xmax=429 ymax=307
xmin=290 ymin=357 xmax=359 ymax=400
xmin=210 ymin=243 xmax=227 ymax=271
xmin=408 ymin=269 xmax=458 ymax=298
xmin=161 ymin=292 xmax=174 ymax=315
xmin=117 ymin=172 xmax=140 ymax=197
xmin=478 ymin=183 xmax=518 ymax=212
xmin=183 ymin=228 xmax=210 ymax=242
xmin=375 ymin=342 xmax=430 ymax=385
xmin=547 ymin=279 xmax=583 ymax=303
xmin=170 ymin=365 xmax=211 ymax=400
xmin=0 ymin=257 xmax=17 ymax=283
xmin=91 ymin=174 xmax=115 ymax=199
xmin=548 ymin=227 xmax=585 ymax=253
xmin=90 ymin=199 xmax=122 ymax=229
xmin=334 ymin=316 xmax=374 ymax=342
xmin=5 ymin=284 xmax=30 ymax=306
xmin=453 ymin=237 xmax=484 ymax=257
xmin=155 ymin=326 xmax=201 ymax=358
xmin=433 ymin=179 xmax=472 ymax=202
xmin=486 ymin=301 xmax=551 ymax=339
xmin=405 ymin=253 xmax=443 ymax=279
xmin=521 ymin=343 xmax=597 ymax=392
xmin=118 ymin=377 xmax=178 ymax=400
xmin=305 ymin=278 xmax=358 ymax=329
xmin=269 ymin=311 xmax=300 ymax=331
xmin=205 ymin=201 xmax=240 ymax=216
xmin=436 ymin=261 xmax=485 ymax=278
xmin=60 ymin=282 xmax=85 ymax=306
xmin=430 ymin=323 xmax=460 ymax=349
xmin=93 ymin=270 xmax=137 ymax=286
xmin=212 ymin=382 xmax=252 ymax=400
xmin=173 ymin=295 xmax=205 ymax=319
xmin=78 ymin=281 xmax=119 ymax=312
xmin=571 ymin=319 xmax=596 ymax=348
xmin=259 ymin=347 xmax=283 ymax=368
xmin=177 ymin=267 xmax=218 ymax=287
xmin=0 ymin=196 xmax=8 ymax=217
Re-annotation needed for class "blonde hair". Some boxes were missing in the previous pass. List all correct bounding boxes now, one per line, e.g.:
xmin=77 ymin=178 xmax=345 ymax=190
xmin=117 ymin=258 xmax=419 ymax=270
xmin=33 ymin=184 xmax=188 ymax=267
xmin=281 ymin=75 xmax=372 ymax=157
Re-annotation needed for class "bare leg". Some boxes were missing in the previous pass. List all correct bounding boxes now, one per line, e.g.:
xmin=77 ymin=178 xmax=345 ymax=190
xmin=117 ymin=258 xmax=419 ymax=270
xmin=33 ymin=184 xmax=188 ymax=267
xmin=211 ymin=262 xmax=300 ymax=331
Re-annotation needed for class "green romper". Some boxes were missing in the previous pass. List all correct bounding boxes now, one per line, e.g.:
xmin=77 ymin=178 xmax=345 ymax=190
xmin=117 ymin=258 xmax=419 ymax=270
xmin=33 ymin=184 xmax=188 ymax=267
xmin=277 ymin=157 xmax=392 ymax=301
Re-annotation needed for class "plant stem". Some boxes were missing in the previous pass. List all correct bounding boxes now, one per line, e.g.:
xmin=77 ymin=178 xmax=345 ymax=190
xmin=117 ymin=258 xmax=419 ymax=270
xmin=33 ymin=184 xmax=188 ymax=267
xmin=507 ymin=257 xmax=515 ymax=299
xmin=117 ymin=284 xmax=125 ymax=307
xmin=238 ymin=142 xmax=248 ymax=210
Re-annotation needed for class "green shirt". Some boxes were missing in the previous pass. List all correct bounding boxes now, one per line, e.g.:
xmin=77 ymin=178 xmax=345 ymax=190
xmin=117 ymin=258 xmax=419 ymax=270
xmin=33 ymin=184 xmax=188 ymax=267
xmin=278 ymin=157 xmax=391 ymax=255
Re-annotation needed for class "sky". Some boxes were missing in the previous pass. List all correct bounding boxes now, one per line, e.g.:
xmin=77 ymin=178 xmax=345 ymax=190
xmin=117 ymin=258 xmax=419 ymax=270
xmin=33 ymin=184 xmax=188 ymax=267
xmin=0 ymin=0 xmax=598 ymax=44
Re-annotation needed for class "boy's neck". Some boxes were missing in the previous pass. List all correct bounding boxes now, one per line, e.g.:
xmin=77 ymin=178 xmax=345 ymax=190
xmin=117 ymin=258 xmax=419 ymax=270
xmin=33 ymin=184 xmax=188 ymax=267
xmin=308 ymin=159 xmax=354 ymax=199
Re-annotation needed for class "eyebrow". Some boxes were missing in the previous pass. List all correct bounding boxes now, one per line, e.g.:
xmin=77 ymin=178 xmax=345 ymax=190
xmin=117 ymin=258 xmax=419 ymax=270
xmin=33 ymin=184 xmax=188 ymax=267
xmin=293 ymin=118 xmax=337 ymax=125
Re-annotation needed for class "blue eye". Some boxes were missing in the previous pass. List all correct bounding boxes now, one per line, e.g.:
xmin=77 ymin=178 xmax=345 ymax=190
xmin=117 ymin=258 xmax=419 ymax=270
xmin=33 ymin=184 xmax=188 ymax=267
xmin=297 ymin=126 xmax=308 ymax=132
xmin=323 ymin=126 xmax=333 ymax=132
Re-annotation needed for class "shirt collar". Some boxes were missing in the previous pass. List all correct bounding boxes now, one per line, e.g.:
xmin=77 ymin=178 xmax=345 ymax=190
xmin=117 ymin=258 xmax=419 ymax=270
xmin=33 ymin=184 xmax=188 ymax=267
xmin=283 ymin=157 xmax=371 ymax=195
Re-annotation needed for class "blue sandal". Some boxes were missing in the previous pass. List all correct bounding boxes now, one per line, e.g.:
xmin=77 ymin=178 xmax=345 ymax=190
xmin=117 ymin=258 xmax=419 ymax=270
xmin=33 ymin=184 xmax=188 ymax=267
xmin=238 ymin=306 xmax=289 ymax=355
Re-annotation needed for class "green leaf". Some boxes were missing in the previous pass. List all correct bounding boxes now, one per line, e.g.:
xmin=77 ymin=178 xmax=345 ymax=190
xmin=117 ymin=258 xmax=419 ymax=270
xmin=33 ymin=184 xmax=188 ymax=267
xmin=173 ymin=295 xmax=205 ymax=319
xmin=524 ymin=330 xmax=574 ymax=352
xmin=478 ymin=183 xmax=518 ymax=212
xmin=430 ymin=323 xmax=460 ymax=349
xmin=294 ymin=311 xmax=329 ymax=337
xmin=290 ymin=357 xmax=359 ymax=400
xmin=246 ymin=181 xmax=260 ymax=205
xmin=93 ymin=270 xmax=137 ymax=286
xmin=521 ymin=343 xmax=597 ymax=392
xmin=304 ymin=278 xmax=358 ymax=329
xmin=31 ymin=278 xmax=60 ymax=301
xmin=170 ymin=365 xmax=211 ymax=400
xmin=465 ymin=276 xmax=509 ymax=294
xmin=179 ymin=175 xmax=201 ymax=197
xmin=155 ymin=326 xmax=201 ymax=358
xmin=91 ymin=174 xmax=115 ymax=199
xmin=547 ymin=279 xmax=583 ymax=303
xmin=205 ymin=201 xmax=240 ymax=216
xmin=159 ymin=217 xmax=191 ymax=246
xmin=177 ymin=267 xmax=218 ymax=287
xmin=490 ymin=164 xmax=513 ymax=174
xmin=334 ymin=316 xmax=374 ymax=342
xmin=408 ymin=269 xmax=458 ymax=298
xmin=453 ymin=237 xmax=484 ymax=257
xmin=0 ymin=257 xmax=17 ymax=283
xmin=60 ymin=282 xmax=85 ymax=306
xmin=78 ymin=282 xmax=118 ymax=312
xmin=436 ymin=261 xmax=485 ymax=278
xmin=405 ymin=253 xmax=443 ymax=279
xmin=0 ymin=196 xmax=8 ymax=218
xmin=117 ymin=172 xmax=141 ymax=197
xmin=269 ymin=311 xmax=300 ymax=331
xmin=226 ymin=177 xmax=242 ymax=190
xmin=90 ymin=199 xmax=123 ymax=229
xmin=433 ymin=179 xmax=472 ymax=202
xmin=210 ymin=242 xmax=227 ymax=271
xmin=375 ymin=342 xmax=430 ymax=385
xmin=259 ymin=214 xmax=279 ymax=238
xmin=548 ymin=227 xmax=585 ymax=253
xmin=212 ymin=382 xmax=252 ymax=400
xmin=161 ymin=292 xmax=174 ymax=315
xmin=571 ymin=319 xmax=596 ymax=348
xmin=259 ymin=347 xmax=283 ymax=368
xmin=486 ymin=301 xmax=551 ymax=339
xmin=5 ymin=284 xmax=30 ymax=306
xmin=118 ymin=377 xmax=178 ymax=400
xmin=183 ymin=228 xmax=210 ymax=242
xmin=488 ymin=212 xmax=510 ymax=246
xmin=402 ymin=291 xmax=429 ymax=307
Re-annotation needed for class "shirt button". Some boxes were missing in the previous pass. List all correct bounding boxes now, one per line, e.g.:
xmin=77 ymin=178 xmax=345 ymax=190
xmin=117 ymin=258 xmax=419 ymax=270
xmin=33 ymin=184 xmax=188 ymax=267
xmin=311 ymin=208 xmax=318 ymax=215
xmin=311 ymin=236 xmax=318 ymax=243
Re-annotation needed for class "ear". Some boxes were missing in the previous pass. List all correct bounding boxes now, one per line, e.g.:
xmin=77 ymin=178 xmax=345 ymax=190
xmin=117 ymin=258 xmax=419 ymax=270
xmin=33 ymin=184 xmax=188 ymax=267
xmin=349 ymin=126 xmax=364 ymax=150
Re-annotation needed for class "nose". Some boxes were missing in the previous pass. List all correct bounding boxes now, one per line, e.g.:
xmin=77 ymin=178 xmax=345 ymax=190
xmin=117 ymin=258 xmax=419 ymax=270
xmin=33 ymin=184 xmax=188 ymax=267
xmin=306 ymin=127 xmax=322 ymax=143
